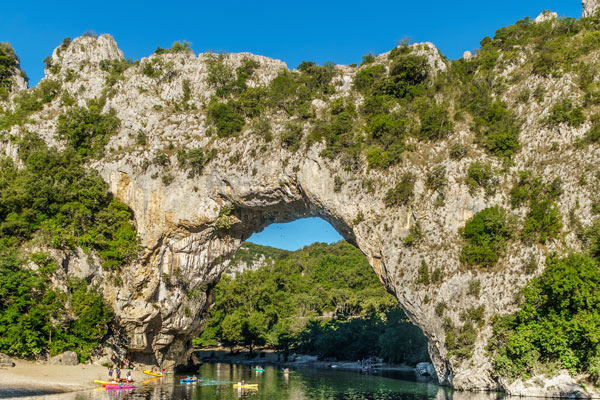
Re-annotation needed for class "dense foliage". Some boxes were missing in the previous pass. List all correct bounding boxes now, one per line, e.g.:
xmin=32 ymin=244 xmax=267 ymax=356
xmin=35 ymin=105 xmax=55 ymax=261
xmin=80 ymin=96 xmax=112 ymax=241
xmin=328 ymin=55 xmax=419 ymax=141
xmin=195 ymin=241 xmax=429 ymax=364
xmin=0 ymin=42 xmax=18 ymax=96
xmin=0 ymin=248 xmax=112 ymax=361
xmin=0 ymin=134 xmax=138 ymax=270
xmin=490 ymin=254 xmax=600 ymax=383
xmin=57 ymin=98 xmax=121 ymax=157
xmin=461 ymin=207 xmax=512 ymax=267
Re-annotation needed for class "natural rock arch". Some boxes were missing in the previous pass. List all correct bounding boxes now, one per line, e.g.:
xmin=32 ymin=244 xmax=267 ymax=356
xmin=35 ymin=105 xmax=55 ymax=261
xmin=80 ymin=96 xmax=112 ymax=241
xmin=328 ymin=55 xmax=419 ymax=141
xmin=3 ymin=5 xmax=599 ymax=390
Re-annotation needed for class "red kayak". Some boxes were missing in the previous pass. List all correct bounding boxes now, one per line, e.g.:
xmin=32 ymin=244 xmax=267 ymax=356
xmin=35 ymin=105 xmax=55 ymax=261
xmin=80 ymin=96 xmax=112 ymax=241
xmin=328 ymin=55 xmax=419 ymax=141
xmin=105 ymin=384 xmax=135 ymax=390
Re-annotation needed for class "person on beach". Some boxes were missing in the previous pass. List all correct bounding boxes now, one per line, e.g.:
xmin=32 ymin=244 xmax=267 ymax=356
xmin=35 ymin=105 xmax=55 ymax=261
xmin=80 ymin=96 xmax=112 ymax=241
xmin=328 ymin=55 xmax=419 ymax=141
xmin=108 ymin=367 xmax=113 ymax=379
xmin=127 ymin=371 xmax=132 ymax=383
xmin=116 ymin=367 xmax=121 ymax=380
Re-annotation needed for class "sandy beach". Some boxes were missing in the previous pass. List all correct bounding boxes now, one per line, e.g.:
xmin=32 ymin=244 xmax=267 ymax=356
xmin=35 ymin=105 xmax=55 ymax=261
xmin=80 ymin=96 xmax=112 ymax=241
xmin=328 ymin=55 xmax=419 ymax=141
xmin=0 ymin=360 xmax=148 ymax=396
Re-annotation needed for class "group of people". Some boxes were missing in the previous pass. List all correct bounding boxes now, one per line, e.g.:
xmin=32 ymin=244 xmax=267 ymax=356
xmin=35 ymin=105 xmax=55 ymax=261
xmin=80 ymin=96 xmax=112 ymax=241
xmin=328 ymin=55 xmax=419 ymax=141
xmin=108 ymin=366 xmax=133 ymax=382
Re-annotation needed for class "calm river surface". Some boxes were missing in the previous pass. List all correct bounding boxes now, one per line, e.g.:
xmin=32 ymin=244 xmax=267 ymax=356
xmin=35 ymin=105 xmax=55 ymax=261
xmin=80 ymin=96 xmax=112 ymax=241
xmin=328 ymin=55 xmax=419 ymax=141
xmin=7 ymin=363 xmax=506 ymax=400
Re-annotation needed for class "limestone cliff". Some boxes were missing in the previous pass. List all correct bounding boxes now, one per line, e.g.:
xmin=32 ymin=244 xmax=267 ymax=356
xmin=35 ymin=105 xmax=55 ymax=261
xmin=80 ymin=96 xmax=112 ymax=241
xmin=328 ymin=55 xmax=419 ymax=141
xmin=2 ymin=4 xmax=600 ymax=396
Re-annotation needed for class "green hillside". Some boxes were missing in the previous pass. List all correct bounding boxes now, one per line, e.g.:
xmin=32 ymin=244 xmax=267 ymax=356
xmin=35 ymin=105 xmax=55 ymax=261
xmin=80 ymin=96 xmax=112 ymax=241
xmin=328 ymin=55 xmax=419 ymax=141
xmin=196 ymin=241 xmax=430 ymax=364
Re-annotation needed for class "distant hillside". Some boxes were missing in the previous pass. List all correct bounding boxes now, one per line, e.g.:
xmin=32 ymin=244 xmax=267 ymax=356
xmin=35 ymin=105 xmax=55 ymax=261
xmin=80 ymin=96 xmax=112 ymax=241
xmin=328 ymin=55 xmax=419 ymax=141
xmin=227 ymin=242 xmax=289 ymax=276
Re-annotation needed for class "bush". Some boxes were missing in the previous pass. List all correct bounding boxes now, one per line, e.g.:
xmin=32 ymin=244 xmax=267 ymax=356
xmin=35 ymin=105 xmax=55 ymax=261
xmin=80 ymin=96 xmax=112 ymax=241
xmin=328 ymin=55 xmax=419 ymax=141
xmin=461 ymin=207 xmax=512 ymax=267
xmin=490 ymin=254 xmax=600 ymax=381
xmin=177 ymin=148 xmax=215 ymax=177
xmin=426 ymin=165 xmax=447 ymax=192
xmin=207 ymin=100 xmax=245 ymax=137
xmin=56 ymin=98 xmax=120 ymax=157
xmin=384 ymin=173 xmax=415 ymax=207
xmin=0 ymin=42 xmax=18 ymax=91
xmin=419 ymin=104 xmax=454 ymax=140
xmin=522 ymin=200 xmax=562 ymax=243
xmin=585 ymin=121 xmax=600 ymax=143
xmin=510 ymin=170 xmax=543 ymax=208
xmin=281 ymin=122 xmax=303 ymax=151
xmin=546 ymin=99 xmax=586 ymax=127
xmin=466 ymin=161 xmax=495 ymax=195
xmin=353 ymin=64 xmax=386 ymax=94
xmin=449 ymin=143 xmax=469 ymax=160
xmin=360 ymin=52 xmax=376 ymax=66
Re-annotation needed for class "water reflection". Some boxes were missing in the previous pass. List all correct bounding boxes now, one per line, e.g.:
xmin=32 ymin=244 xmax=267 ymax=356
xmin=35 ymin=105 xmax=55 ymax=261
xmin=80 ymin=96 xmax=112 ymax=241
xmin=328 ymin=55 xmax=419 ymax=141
xmin=8 ymin=363 xmax=506 ymax=400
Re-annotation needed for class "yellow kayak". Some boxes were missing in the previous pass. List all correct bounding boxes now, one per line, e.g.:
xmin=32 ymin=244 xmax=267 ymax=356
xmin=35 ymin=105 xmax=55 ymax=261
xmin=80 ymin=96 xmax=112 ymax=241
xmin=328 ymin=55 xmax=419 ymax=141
xmin=94 ymin=380 xmax=115 ymax=387
xmin=233 ymin=383 xmax=258 ymax=389
xmin=143 ymin=370 xmax=164 ymax=377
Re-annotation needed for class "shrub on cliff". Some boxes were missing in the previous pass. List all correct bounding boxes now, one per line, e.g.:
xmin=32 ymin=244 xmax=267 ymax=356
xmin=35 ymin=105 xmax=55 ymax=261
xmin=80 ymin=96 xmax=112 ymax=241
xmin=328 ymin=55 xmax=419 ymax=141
xmin=461 ymin=207 xmax=512 ymax=267
xmin=546 ymin=99 xmax=586 ymax=127
xmin=207 ymin=99 xmax=245 ymax=137
xmin=490 ymin=254 xmax=600 ymax=383
xmin=384 ymin=173 xmax=415 ymax=207
xmin=57 ymin=98 xmax=120 ymax=157
xmin=0 ymin=42 xmax=18 ymax=93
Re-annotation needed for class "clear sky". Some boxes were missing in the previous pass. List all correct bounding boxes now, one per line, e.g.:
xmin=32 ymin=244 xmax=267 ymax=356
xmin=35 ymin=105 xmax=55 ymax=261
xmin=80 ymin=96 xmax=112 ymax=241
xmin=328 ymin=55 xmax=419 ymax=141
xmin=248 ymin=217 xmax=343 ymax=251
xmin=1 ymin=0 xmax=582 ymax=86
xmin=1 ymin=0 xmax=584 ymax=250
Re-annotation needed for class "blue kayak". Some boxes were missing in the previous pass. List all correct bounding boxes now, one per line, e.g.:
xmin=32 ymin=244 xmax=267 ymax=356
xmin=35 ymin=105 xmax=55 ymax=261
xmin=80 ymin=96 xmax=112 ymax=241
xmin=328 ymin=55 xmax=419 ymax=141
xmin=180 ymin=378 xmax=199 ymax=384
xmin=253 ymin=368 xmax=264 ymax=372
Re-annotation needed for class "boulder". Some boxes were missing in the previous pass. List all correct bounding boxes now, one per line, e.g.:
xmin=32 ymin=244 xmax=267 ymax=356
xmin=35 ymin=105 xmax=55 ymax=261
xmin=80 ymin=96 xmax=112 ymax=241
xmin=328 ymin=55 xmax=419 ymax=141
xmin=49 ymin=351 xmax=79 ymax=365
xmin=0 ymin=353 xmax=15 ymax=368
xmin=415 ymin=362 xmax=436 ymax=378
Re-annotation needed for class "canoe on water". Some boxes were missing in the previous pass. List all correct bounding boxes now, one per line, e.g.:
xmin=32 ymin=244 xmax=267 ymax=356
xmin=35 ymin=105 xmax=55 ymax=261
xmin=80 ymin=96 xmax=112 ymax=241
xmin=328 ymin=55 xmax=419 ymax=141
xmin=180 ymin=378 xmax=199 ymax=383
xmin=253 ymin=368 xmax=264 ymax=372
xmin=94 ymin=380 xmax=113 ymax=386
xmin=105 ymin=384 xmax=136 ymax=390
xmin=233 ymin=384 xmax=259 ymax=389
xmin=143 ymin=370 xmax=164 ymax=377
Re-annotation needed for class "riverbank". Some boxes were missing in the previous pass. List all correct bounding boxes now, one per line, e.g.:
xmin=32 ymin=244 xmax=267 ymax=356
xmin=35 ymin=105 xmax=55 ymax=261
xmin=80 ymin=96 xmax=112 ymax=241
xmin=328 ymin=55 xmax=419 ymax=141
xmin=194 ymin=348 xmax=418 ymax=374
xmin=0 ymin=360 xmax=148 ymax=396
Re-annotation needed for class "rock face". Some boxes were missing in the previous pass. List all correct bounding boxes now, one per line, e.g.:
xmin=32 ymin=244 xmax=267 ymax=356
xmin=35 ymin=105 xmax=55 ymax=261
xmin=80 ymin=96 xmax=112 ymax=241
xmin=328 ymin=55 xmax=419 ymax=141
xmin=1 ymin=11 xmax=599 ymax=395
xmin=583 ymin=0 xmax=600 ymax=17
xmin=49 ymin=351 xmax=79 ymax=365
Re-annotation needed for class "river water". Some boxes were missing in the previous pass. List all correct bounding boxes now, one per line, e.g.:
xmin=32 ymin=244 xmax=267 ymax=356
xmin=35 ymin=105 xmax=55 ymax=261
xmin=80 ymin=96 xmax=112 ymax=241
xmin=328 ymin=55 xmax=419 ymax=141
xmin=3 ymin=363 xmax=506 ymax=400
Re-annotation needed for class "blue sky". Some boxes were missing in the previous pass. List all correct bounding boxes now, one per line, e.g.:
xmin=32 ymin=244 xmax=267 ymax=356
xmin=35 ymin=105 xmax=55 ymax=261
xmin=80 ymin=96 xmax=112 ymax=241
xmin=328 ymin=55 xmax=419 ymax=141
xmin=1 ymin=0 xmax=583 ymax=250
xmin=1 ymin=1 xmax=582 ymax=85
xmin=248 ymin=218 xmax=343 ymax=251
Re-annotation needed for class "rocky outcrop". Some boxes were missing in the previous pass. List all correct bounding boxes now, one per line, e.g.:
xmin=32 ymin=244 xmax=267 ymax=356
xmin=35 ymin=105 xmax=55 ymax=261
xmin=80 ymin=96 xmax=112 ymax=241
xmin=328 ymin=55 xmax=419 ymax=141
xmin=502 ymin=371 xmax=600 ymax=398
xmin=49 ymin=351 xmax=79 ymax=365
xmin=0 ymin=353 xmax=15 ymax=368
xmin=2 ymin=4 xmax=600 ymax=394
xmin=415 ymin=362 xmax=436 ymax=378
xmin=535 ymin=10 xmax=558 ymax=23
xmin=583 ymin=0 xmax=600 ymax=17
